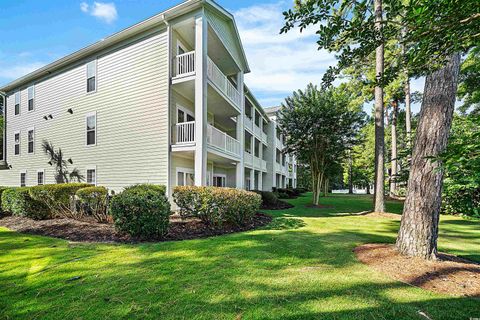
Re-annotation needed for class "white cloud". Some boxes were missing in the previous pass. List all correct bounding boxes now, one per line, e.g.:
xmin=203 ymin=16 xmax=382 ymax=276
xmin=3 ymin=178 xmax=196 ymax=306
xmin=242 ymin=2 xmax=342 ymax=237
xmin=80 ymin=2 xmax=117 ymax=24
xmin=233 ymin=2 xmax=336 ymax=107
xmin=0 ymin=62 xmax=46 ymax=83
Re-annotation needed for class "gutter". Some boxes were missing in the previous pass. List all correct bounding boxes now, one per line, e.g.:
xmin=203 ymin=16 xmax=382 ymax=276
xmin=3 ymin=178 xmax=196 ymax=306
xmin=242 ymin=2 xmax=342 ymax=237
xmin=0 ymin=91 xmax=8 ymax=169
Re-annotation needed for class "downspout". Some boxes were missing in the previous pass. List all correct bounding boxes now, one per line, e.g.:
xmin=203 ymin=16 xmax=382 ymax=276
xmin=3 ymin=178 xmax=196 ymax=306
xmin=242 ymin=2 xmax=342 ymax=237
xmin=163 ymin=15 xmax=172 ymax=199
xmin=0 ymin=91 xmax=7 ymax=169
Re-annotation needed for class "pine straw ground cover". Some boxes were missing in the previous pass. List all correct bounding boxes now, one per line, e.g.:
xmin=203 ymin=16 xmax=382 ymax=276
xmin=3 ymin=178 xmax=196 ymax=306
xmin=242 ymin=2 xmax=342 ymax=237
xmin=0 ymin=194 xmax=479 ymax=319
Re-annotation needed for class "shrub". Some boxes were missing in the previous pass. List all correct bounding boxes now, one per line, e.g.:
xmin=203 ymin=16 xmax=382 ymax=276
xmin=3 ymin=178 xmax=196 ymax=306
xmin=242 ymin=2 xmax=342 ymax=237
xmin=110 ymin=184 xmax=170 ymax=239
xmin=442 ymin=186 xmax=480 ymax=218
xmin=253 ymin=190 xmax=279 ymax=207
xmin=173 ymin=186 xmax=261 ymax=228
xmin=1 ymin=188 xmax=50 ymax=220
xmin=29 ymin=183 xmax=91 ymax=218
xmin=0 ymin=187 xmax=8 ymax=215
xmin=76 ymin=186 xmax=110 ymax=223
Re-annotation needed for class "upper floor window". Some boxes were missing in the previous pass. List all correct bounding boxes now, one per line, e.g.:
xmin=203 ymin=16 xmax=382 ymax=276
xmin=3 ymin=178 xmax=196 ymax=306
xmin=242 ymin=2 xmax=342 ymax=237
xmin=87 ymin=168 xmax=96 ymax=185
xmin=20 ymin=172 xmax=26 ymax=187
xmin=27 ymin=128 xmax=35 ymax=154
xmin=14 ymin=92 xmax=20 ymax=115
xmin=86 ymin=60 xmax=97 ymax=93
xmin=14 ymin=132 xmax=20 ymax=155
xmin=28 ymin=85 xmax=35 ymax=111
xmin=86 ymin=113 xmax=96 ymax=146
xmin=37 ymin=170 xmax=45 ymax=186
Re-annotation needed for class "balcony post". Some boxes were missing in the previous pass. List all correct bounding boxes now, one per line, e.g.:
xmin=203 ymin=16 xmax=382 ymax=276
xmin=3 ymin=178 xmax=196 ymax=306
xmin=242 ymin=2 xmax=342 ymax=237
xmin=0 ymin=93 xmax=6 ymax=168
xmin=235 ymin=71 xmax=244 ymax=189
xmin=194 ymin=14 xmax=208 ymax=186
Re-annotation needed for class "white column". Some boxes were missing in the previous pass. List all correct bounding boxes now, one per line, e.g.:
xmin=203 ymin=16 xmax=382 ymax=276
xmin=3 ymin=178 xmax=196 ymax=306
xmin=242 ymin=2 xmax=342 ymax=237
xmin=194 ymin=14 xmax=208 ymax=186
xmin=258 ymin=171 xmax=263 ymax=191
xmin=236 ymin=71 xmax=245 ymax=189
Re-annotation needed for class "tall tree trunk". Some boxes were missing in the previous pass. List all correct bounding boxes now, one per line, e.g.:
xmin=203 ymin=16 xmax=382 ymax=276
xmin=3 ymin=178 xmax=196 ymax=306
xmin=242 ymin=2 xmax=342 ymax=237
xmin=373 ymin=0 xmax=385 ymax=213
xmin=390 ymin=100 xmax=398 ymax=197
xmin=348 ymin=152 xmax=354 ymax=194
xmin=366 ymin=184 xmax=371 ymax=195
xmin=396 ymin=54 xmax=461 ymax=260
xmin=405 ymin=79 xmax=412 ymax=148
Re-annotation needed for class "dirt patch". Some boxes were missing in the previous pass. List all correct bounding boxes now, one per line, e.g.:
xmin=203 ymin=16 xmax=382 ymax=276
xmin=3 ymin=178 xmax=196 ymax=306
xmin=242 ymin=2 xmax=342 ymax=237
xmin=0 ymin=213 xmax=272 ymax=243
xmin=355 ymin=244 xmax=480 ymax=298
xmin=364 ymin=212 xmax=401 ymax=219
xmin=306 ymin=204 xmax=334 ymax=209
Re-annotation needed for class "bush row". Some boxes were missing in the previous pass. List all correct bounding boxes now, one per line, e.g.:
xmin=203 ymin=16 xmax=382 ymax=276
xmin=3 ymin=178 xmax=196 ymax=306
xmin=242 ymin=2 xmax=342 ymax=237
xmin=173 ymin=186 xmax=261 ymax=228
xmin=443 ymin=186 xmax=480 ymax=218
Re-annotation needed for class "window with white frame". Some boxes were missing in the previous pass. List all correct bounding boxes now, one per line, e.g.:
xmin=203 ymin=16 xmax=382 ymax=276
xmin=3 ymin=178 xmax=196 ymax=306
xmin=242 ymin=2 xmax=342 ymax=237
xmin=177 ymin=168 xmax=194 ymax=186
xmin=28 ymin=85 xmax=35 ymax=111
xmin=177 ymin=105 xmax=195 ymax=123
xmin=86 ymin=60 xmax=97 ymax=93
xmin=37 ymin=170 xmax=45 ymax=185
xmin=27 ymin=128 xmax=34 ymax=154
xmin=86 ymin=168 xmax=96 ymax=185
xmin=14 ymin=92 xmax=20 ymax=115
xmin=20 ymin=172 xmax=26 ymax=187
xmin=213 ymin=175 xmax=226 ymax=188
xmin=177 ymin=40 xmax=187 ymax=55
xmin=14 ymin=132 xmax=20 ymax=155
xmin=86 ymin=113 xmax=96 ymax=145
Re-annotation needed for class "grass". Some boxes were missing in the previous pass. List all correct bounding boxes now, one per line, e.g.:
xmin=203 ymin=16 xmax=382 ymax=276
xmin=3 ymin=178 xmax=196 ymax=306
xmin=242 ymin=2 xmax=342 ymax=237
xmin=0 ymin=193 xmax=479 ymax=319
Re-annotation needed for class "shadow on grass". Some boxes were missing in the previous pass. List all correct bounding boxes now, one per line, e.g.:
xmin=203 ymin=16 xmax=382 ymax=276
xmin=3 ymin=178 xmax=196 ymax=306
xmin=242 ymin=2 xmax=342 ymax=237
xmin=262 ymin=218 xmax=307 ymax=230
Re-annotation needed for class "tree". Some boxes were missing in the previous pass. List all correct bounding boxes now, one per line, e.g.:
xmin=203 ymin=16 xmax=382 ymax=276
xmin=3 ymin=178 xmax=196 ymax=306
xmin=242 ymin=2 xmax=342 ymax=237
xmin=279 ymin=84 xmax=365 ymax=205
xmin=457 ymin=48 xmax=480 ymax=115
xmin=42 ymin=141 xmax=84 ymax=183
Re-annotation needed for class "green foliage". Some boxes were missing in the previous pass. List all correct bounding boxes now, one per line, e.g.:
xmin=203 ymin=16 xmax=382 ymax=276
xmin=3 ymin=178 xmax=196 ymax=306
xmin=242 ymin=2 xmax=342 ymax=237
xmin=279 ymin=84 xmax=365 ymax=204
xmin=0 ymin=187 xmax=8 ymax=215
xmin=173 ymin=186 xmax=261 ymax=228
xmin=1 ymin=188 xmax=50 ymax=220
xmin=76 ymin=186 xmax=110 ymax=223
xmin=29 ymin=183 xmax=91 ymax=217
xmin=457 ymin=48 xmax=480 ymax=115
xmin=440 ymin=114 xmax=480 ymax=217
xmin=42 ymin=141 xmax=84 ymax=183
xmin=253 ymin=191 xmax=279 ymax=207
xmin=110 ymin=184 xmax=170 ymax=239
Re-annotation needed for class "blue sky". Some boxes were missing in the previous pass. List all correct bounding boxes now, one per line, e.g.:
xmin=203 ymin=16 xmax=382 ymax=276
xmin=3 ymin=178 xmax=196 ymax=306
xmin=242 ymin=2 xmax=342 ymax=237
xmin=0 ymin=0 xmax=425 ymax=110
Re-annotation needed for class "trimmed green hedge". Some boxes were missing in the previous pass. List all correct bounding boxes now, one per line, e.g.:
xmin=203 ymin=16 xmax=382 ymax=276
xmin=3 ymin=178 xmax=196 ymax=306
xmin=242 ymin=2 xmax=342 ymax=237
xmin=1 ymin=188 xmax=51 ymax=220
xmin=76 ymin=186 xmax=110 ymax=223
xmin=29 ymin=183 xmax=91 ymax=217
xmin=110 ymin=184 xmax=170 ymax=239
xmin=173 ymin=186 xmax=261 ymax=228
xmin=0 ymin=187 xmax=8 ymax=215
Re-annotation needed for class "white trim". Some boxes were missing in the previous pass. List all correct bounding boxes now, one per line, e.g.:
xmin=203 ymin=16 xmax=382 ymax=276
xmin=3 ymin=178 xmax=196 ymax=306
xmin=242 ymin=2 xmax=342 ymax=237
xmin=14 ymin=91 xmax=21 ymax=116
xmin=14 ymin=130 xmax=21 ymax=156
xmin=175 ymin=167 xmax=194 ymax=186
xmin=213 ymin=173 xmax=227 ymax=187
xmin=36 ymin=169 xmax=45 ymax=186
xmin=27 ymin=127 xmax=35 ymax=154
xmin=176 ymin=104 xmax=195 ymax=123
xmin=86 ymin=165 xmax=97 ymax=186
xmin=85 ymin=111 xmax=97 ymax=146
xmin=86 ymin=59 xmax=97 ymax=94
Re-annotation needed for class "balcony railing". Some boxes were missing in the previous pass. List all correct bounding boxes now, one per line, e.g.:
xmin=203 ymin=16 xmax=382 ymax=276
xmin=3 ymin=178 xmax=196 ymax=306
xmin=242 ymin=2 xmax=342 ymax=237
xmin=244 ymin=151 xmax=253 ymax=166
xmin=261 ymin=159 xmax=267 ymax=171
xmin=174 ymin=51 xmax=195 ymax=78
xmin=254 ymin=124 xmax=262 ymax=138
xmin=261 ymin=131 xmax=268 ymax=143
xmin=207 ymin=124 xmax=240 ymax=157
xmin=207 ymin=57 xmax=241 ymax=108
xmin=173 ymin=121 xmax=195 ymax=144
xmin=244 ymin=116 xmax=253 ymax=129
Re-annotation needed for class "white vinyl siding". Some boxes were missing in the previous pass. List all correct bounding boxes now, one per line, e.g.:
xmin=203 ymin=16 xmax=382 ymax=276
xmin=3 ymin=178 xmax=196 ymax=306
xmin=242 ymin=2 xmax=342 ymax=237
xmin=1 ymin=30 xmax=169 ymax=191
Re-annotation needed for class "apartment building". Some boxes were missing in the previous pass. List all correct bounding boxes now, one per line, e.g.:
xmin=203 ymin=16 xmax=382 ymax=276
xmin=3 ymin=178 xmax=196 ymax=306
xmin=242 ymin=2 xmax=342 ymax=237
xmin=0 ymin=0 xmax=296 ymax=196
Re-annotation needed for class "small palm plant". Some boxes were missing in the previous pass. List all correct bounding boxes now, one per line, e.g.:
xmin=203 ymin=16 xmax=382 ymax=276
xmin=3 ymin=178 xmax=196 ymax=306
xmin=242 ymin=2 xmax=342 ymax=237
xmin=42 ymin=140 xmax=84 ymax=183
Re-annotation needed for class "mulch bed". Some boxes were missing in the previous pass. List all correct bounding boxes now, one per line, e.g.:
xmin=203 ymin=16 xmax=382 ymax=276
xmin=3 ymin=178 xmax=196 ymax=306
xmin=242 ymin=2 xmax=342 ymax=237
xmin=0 ymin=213 xmax=272 ymax=243
xmin=355 ymin=244 xmax=480 ymax=298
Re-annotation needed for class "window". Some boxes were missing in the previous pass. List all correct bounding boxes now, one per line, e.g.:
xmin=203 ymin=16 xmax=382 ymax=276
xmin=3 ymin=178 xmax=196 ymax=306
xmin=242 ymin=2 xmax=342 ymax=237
xmin=20 ymin=172 xmax=26 ymax=187
xmin=177 ymin=168 xmax=194 ymax=186
xmin=177 ymin=105 xmax=194 ymax=123
xmin=213 ymin=175 xmax=226 ymax=188
xmin=27 ymin=128 xmax=34 ymax=154
xmin=177 ymin=40 xmax=187 ymax=55
xmin=28 ymin=85 xmax=35 ymax=111
xmin=87 ymin=168 xmax=96 ymax=185
xmin=86 ymin=113 xmax=96 ymax=145
xmin=15 ymin=92 xmax=20 ymax=115
xmin=14 ymin=132 xmax=20 ymax=155
xmin=86 ymin=60 xmax=97 ymax=93
xmin=37 ymin=170 xmax=45 ymax=185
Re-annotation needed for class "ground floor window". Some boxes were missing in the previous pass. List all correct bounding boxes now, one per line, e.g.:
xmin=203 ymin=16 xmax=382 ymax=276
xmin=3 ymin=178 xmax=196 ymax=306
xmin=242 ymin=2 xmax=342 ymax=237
xmin=213 ymin=175 xmax=226 ymax=188
xmin=245 ymin=177 xmax=251 ymax=191
xmin=87 ymin=168 xmax=96 ymax=185
xmin=20 ymin=172 xmax=26 ymax=187
xmin=177 ymin=168 xmax=194 ymax=186
xmin=37 ymin=170 xmax=44 ymax=185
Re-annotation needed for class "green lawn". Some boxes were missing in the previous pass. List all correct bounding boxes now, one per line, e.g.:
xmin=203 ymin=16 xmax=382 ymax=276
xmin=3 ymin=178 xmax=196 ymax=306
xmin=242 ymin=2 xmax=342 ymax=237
xmin=1 ymin=194 xmax=479 ymax=319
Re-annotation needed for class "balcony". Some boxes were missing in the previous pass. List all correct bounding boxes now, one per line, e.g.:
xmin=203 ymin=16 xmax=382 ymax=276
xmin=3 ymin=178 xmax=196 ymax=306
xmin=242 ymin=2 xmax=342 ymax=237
xmin=254 ymin=124 xmax=262 ymax=138
xmin=244 ymin=116 xmax=253 ymax=130
xmin=261 ymin=131 xmax=268 ymax=143
xmin=172 ymin=51 xmax=241 ymax=111
xmin=244 ymin=151 xmax=253 ymax=166
xmin=172 ymin=122 xmax=240 ymax=158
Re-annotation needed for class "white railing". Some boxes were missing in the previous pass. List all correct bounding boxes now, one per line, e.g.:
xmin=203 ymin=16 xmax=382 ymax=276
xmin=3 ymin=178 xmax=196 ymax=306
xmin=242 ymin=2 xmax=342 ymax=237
xmin=244 ymin=151 xmax=253 ymax=166
xmin=254 ymin=156 xmax=262 ymax=168
xmin=207 ymin=57 xmax=241 ymax=108
xmin=244 ymin=116 xmax=253 ymax=129
xmin=254 ymin=124 xmax=262 ymax=138
xmin=261 ymin=131 xmax=268 ymax=143
xmin=276 ymin=137 xmax=283 ymax=149
xmin=174 ymin=51 xmax=195 ymax=78
xmin=173 ymin=121 xmax=195 ymax=144
xmin=261 ymin=160 xmax=267 ymax=171
xmin=207 ymin=124 xmax=240 ymax=157
xmin=275 ymin=162 xmax=282 ymax=172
